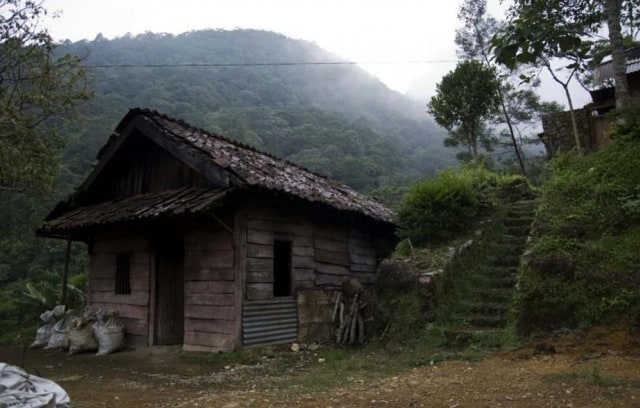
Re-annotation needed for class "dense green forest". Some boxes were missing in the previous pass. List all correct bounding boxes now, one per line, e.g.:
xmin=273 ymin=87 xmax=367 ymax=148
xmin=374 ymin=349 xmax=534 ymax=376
xmin=62 ymin=29 xmax=451 ymax=191
xmin=0 ymin=29 xmax=451 ymax=340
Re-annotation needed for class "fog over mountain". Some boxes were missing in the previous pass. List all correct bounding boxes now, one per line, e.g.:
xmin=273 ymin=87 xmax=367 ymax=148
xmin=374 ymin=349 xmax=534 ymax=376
xmin=60 ymin=29 xmax=451 ymax=193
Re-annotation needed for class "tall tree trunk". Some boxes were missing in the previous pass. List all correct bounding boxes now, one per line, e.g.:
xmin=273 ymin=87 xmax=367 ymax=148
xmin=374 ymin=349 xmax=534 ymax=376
xmin=496 ymin=89 xmax=526 ymax=174
xmin=475 ymin=22 xmax=527 ymax=175
xmin=604 ymin=0 xmax=630 ymax=110
xmin=563 ymin=84 xmax=583 ymax=154
xmin=545 ymin=62 xmax=584 ymax=154
xmin=479 ymin=57 xmax=526 ymax=175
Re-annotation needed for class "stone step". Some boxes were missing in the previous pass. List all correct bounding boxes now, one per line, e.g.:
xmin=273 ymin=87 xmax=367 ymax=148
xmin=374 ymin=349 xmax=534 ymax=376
xmin=467 ymin=274 xmax=516 ymax=290
xmin=441 ymin=328 xmax=507 ymax=348
xmin=469 ymin=315 xmax=506 ymax=328
xmin=468 ymin=265 xmax=519 ymax=282
xmin=484 ymin=265 xmax=518 ymax=277
xmin=485 ymin=241 xmax=525 ymax=253
xmin=503 ymin=216 xmax=534 ymax=227
xmin=462 ymin=301 xmax=509 ymax=315
xmin=491 ymin=275 xmax=517 ymax=288
xmin=503 ymin=224 xmax=531 ymax=237
xmin=493 ymin=234 xmax=528 ymax=245
xmin=474 ymin=288 xmax=514 ymax=303
xmin=509 ymin=199 xmax=538 ymax=209
xmin=507 ymin=209 xmax=536 ymax=219
xmin=486 ymin=254 xmax=522 ymax=267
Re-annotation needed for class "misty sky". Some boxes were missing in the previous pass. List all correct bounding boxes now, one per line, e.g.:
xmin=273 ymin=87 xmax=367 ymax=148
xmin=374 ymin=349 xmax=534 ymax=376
xmin=43 ymin=0 xmax=590 ymax=107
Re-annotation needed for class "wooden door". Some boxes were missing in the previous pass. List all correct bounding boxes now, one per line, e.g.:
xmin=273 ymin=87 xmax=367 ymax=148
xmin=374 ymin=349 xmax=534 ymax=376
xmin=155 ymin=234 xmax=184 ymax=345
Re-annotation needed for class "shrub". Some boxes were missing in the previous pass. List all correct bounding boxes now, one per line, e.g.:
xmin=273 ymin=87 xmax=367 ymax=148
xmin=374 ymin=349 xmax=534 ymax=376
xmin=396 ymin=165 xmax=531 ymax=245
xmin=606 ymin=99 xmax=640 ymax=142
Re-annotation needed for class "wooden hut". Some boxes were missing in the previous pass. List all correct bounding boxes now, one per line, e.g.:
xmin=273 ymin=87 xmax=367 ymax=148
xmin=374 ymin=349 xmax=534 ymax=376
xmin=39 ymin=109 xmax=396 ymax=351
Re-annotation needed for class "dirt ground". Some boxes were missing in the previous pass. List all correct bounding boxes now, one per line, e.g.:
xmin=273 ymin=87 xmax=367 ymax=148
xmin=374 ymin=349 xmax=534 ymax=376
xmin=2 ymin=324 xmax=640 ymax=407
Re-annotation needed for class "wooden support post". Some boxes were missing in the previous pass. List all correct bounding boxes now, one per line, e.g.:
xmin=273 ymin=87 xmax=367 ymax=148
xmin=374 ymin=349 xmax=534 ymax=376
xmin=60 ymin=237 xmax=72 ymax=306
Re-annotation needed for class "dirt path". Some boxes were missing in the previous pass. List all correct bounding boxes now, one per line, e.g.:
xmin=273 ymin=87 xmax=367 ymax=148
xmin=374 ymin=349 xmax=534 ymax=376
xmin=2 ymin=325 xmax=639 ymax=407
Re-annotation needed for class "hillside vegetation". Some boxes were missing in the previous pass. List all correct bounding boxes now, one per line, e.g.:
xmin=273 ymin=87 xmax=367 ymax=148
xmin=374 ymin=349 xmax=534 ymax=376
xmin=379 ymin=136 xmax=640 ymax=352
xmin=516 ymin=139 xmax=640 ymax=334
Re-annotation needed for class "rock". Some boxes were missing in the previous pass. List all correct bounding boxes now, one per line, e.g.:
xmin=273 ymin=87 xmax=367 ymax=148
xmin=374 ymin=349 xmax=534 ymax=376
xmin=290 ymin=343 xmax=300 ymax=352
xmin=308 ymin=343 xmax=319 ymax=351
xmin=457 ymin=240 xmax=473 ymax=255
xmin=419 ymin=269 xmax=442 ymax=286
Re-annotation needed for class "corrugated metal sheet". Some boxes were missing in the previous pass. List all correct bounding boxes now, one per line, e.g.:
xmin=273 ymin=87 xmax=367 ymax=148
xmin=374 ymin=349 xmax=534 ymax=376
xmin=593 ymin=46 xmax=640 ymax=85
xmin=242 ymin=297 xmax=298 ymax=347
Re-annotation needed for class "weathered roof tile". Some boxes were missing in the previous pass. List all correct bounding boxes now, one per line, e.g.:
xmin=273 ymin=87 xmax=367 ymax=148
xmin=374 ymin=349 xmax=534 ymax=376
xmin=40 ymin=187 xmax=228 ymax=233
xmin=41 ymin=109 xmax=395 ymax=235
xmin=137 ymin=109 xmax=394 ymax=223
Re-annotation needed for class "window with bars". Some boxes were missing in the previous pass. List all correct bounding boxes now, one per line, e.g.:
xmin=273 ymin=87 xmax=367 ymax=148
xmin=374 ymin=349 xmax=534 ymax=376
xmin=115 ymin=253 xmax=131 ymax=295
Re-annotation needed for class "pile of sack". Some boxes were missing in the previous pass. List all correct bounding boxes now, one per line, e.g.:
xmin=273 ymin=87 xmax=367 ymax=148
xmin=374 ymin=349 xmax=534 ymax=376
xmin=30 ymin=306 xmax=126 ymax=356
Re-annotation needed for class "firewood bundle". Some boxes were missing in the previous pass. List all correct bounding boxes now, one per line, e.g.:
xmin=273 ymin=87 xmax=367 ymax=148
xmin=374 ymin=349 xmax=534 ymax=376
xmin=332 ymin=278 xmax=373 ymax=345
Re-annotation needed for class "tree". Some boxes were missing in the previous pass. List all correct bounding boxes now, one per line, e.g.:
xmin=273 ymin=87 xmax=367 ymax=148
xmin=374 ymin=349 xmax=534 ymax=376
xmin=604 ymin=0 xmax=630 ymax=109
xmin=456 ymin=0 xmax=527 ymax=174
xmin=0 ymin=0 xmax=91 ymax=194
xmin=492 ymin=0 xmax=639 ymax=152
xmin=492 ymin=0 xmax=603 ymax=154
xmin=428 ymin=60 xmax=502 ymax=161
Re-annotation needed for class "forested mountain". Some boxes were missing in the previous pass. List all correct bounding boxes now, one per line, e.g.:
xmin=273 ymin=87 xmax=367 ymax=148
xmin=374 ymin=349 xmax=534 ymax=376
xmin=60 ymin=29 xmax=449 ymax=191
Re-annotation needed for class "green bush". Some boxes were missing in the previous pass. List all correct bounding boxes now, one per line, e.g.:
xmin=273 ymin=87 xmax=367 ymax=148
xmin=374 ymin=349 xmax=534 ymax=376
xmin=606 ymin=100 xmax=640 ymax=142
xmin=396 ymin=165 xmax=531 ymax=245
xmin=374 ymin=262 xmax=428 ymax=342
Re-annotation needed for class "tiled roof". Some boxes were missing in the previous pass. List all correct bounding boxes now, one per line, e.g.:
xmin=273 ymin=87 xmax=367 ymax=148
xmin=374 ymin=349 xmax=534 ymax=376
xmin=133 ymin=109 xmax=394 ymax=223
xmin=40 ymin=187 xmax=228 ymax=233
xmin=41 ymin=108 xmax=394 ymax=234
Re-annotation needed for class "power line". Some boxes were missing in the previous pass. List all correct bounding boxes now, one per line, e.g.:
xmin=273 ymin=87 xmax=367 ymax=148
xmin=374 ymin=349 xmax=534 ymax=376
xmin=82 ymin=59 xmax=457 ymax=69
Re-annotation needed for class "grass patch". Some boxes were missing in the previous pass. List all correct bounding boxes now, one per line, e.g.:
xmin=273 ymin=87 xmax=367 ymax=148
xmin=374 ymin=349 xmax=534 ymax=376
xmin=546 ymin=363 xmax=625 ymax=388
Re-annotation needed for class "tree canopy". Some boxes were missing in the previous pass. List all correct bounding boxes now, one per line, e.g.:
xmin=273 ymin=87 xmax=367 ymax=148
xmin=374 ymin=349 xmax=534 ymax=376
xmin=0 ymin=0 xmax=91 ymax=194
xmin=492 ymin=0 xmax=640 ymax=144
xmin=428 ymin=60 xmax=502 ymax=161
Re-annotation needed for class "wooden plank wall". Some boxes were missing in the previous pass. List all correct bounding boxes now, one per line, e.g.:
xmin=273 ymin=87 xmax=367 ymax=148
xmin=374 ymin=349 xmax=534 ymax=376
xmin=245 ymin=207 xmax=315 ymax=300
xmin=244 ymin=206 xmax=384 ymax=295
xmin=88 ymin=231 xmax=150 ymax=344
xmin=182 ymin=227 xmax=237 ymax=352
xmin=348 ymin=226 xmax=379 ymax=285
xmin=242 ymin=203 xmax=388 ymax=345
xmin=313 ymin=224 xmax=349 ymax=287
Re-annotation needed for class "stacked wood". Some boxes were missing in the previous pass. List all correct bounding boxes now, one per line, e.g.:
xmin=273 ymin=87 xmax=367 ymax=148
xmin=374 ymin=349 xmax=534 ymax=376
xmin=332 ymin=278 xmax=374 ymax=345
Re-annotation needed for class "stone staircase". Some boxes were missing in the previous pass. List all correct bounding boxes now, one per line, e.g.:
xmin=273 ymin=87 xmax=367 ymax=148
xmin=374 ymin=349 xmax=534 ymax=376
xmin=441 ymin=199 xmax=537 ymax=348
